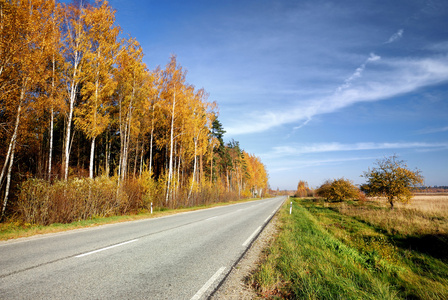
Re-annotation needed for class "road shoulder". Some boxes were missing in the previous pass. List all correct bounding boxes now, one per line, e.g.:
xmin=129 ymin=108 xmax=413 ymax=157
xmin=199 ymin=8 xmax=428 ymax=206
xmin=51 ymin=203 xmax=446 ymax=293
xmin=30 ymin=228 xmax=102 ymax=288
xmin=211 ymin=214 xmax=279 ymax=299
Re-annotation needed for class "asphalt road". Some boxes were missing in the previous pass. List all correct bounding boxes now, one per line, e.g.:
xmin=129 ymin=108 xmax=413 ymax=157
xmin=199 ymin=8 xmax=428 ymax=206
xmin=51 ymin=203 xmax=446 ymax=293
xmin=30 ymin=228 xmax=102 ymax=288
xmin=0 ymin=196 xmax=286 ymax=299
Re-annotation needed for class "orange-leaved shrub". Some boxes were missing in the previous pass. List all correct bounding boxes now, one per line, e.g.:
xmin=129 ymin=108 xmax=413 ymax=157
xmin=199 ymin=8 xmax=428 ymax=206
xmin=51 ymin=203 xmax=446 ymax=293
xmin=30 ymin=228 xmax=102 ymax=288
xmin=316 ymin=178 xmax=361 ymax=202
xmin=17 ymin=176 xmax=143 ymax=225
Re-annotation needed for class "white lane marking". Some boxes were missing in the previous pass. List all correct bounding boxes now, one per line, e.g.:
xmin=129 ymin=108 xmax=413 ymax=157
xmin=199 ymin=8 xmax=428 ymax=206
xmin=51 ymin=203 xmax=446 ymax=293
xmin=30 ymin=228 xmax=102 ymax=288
xmin=191 ymin=266 xmax=226 ymax=300
xmin=242 ymin=226 xmax=262 ymax=247
xmin=264 ymin=214 xmax=272 ymax=223
xmin=76 ymin=239 xmax=138 ymax=258
xmin=206 ymin=216 xmax=218 ymax=221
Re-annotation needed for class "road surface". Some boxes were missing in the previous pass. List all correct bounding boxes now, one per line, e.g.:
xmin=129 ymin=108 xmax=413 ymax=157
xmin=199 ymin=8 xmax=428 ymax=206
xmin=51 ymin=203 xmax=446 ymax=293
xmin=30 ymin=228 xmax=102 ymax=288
xmin=0 ymin=196 xmax=286 ymax=299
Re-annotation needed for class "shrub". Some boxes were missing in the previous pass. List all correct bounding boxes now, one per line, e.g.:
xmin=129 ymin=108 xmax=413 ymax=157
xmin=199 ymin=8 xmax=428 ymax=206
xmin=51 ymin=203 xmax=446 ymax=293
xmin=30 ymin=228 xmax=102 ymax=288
xmin=16 ymin=176 xmax=144 ymax=225
xmin=316 ymin=178 xmax=360 ymax=202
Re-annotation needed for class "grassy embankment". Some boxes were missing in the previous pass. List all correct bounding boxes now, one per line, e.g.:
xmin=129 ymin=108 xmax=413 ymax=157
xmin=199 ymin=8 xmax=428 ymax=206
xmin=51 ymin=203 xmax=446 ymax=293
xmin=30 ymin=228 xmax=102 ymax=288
xmin=253 ymin=195 xmax=448 ymax=299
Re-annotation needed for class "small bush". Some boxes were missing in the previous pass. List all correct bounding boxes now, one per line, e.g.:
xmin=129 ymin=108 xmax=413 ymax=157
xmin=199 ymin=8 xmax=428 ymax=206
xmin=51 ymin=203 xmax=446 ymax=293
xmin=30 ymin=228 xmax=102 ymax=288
xmin=316 ymin=178 xmax=361 ymax=202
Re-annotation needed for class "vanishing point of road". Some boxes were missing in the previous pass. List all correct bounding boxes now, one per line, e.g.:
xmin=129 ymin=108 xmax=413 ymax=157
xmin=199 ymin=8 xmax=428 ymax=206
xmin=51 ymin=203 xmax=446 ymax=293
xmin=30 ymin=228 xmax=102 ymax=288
xmin=0 ymin=196 xmax=286 ymax=299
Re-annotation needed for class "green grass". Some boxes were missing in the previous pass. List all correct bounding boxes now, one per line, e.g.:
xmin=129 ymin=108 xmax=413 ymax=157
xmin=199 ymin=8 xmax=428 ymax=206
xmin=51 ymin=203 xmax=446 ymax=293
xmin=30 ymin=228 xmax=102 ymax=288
xmin=253 ymin=198 xmax=448 ymax=299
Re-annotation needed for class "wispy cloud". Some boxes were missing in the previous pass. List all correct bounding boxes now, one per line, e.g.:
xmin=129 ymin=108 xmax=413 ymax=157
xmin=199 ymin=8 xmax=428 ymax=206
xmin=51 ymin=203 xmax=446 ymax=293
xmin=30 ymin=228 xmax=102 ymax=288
xmin=385 ymin=29 xmax=404 ymax=44
xmin=268 ymin=142 xmax=448 ymax=157
xmin=269 ymin=156 xmax=376 ymax=173
xmin=417 ymin=126 xmax=448 ymax=134
xmin=336 ymin=53 xmax=381 ymax=92
xmin=225 ymin=54 xmax=448 ymax=135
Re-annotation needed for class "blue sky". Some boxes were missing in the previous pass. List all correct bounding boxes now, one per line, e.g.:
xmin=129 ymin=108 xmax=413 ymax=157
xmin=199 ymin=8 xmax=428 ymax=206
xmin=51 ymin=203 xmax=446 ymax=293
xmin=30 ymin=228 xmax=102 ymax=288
xmin=104 ymin=0 xmax=448 ymax=189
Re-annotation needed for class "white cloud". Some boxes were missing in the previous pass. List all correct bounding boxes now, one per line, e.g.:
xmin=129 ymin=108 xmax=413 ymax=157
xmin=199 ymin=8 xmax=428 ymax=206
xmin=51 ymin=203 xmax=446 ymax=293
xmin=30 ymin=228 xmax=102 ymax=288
xmin=268 ymin=142 xmax=448 ymax=157
xmin=367 ymin=53 xmax=381 ymax=62
xmin=336 ymin=52 xmax=381 ymax=92
xmin=225 ymin=54 xmax=448 ymax=136
xmin=269 ymin=156 xmax=376 ymax=172
xmin=417 ymin=126 xmax=448 ymax=134
xmin=385 ymin=29 xmax=404 ymax=44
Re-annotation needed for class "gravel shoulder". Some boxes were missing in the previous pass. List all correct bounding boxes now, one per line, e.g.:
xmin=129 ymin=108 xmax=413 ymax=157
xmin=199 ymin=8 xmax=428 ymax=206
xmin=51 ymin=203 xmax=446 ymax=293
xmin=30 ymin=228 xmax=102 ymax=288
xmin=211 ymin=214 xmax=279 ymax=299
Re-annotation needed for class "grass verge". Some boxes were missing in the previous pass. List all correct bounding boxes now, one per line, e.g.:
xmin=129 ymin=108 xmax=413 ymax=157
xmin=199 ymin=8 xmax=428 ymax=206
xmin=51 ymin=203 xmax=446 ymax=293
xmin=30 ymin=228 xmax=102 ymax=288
xmin=252 ymin=198 xmax=448 ymax=299
xmin=0 ymin=197 xmax=259 ymax=241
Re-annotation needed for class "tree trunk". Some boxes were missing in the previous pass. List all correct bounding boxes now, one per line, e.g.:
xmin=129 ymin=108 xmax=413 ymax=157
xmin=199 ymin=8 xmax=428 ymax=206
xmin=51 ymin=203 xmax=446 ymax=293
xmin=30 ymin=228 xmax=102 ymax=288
xmin=48 ymin=106 xmax=54 ymax=180
xmin=188 ymin=137 xmax=198 ymax=200
xmin=1 ymin=139 xmax=16 ymax=221
xmin=133 ymin=139 xmax=139 ymax=178
xmin=64 ymin=45 xmax=81 ymax=181
xmin=105 ymin=131 xmax=110 ymax=177
xmin=1 ymin=84 xmax=24 ymax=221
xmin=139 ymin=141 xmax=144 ymax=177
xmin=166 ymin=91 xmax=176 ymax=203
xmin=149 ymin=112 xmax=154 ymax=174
xmin=48 ymin=53 xmax=56 ymax=181
xmin=89 ymin=136 xmax=95 ymax=178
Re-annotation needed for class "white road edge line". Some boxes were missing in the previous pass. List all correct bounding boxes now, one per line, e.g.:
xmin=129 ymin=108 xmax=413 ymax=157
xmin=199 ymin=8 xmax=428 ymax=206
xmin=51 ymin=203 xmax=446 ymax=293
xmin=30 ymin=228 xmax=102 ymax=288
xmin=264 ymin=214 xmax=272 ymax=223
xmin=76 ymin=239 xmax=139 ymax=258
xmin=191 ymin=266 xmax=226 ymax=300
xmin=242 ymin=226 xmax=262 ymax=247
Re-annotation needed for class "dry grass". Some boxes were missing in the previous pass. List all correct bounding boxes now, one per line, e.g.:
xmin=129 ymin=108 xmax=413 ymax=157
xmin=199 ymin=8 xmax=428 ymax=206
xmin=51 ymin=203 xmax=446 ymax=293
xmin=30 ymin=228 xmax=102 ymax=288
xmin=337 ymin=195 xmax=448 ymax=236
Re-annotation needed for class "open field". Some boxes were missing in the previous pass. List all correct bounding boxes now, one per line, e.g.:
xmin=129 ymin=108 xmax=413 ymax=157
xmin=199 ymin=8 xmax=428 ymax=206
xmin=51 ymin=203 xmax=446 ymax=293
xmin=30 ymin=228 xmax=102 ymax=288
xmin=252 ymin=195 xmax=448 ymax=299
xmin=337 ymin=195 xmax=448 ymax=236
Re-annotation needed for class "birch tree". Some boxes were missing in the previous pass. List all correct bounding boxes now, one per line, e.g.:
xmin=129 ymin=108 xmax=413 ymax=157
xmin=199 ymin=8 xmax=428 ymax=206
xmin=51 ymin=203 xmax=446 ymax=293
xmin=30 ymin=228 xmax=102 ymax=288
xmin=114 ymin=38 xmax=147 ymax=182
xmin=75 ymin=0 xmax=120 ymax=178
xmin=61 ymin=0 xmax=90 ymax=180
xmin=160 ymin=55 xmax=187 ymax=203
xmin=0 ymin=0 xmax=54 ymax=219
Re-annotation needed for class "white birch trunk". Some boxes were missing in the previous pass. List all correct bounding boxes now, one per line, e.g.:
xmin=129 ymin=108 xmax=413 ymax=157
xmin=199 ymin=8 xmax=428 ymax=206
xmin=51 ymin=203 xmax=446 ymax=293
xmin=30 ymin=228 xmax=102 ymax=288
xmin=64 ymin=53 xmax=80 ymax=180
xmin=105 ymin=132 xmax=110 ymax=176
xmin=133 ymin=139 xmax=139 ymax=177
xmin=188 ymin=137 xmax=198 ymax=199
xmin=166 ymin=91 xmax=176 ymax=203
xmin=149 ymin=116 xmax=154 ymax=175
xmin=139 ymin=142 xmax=144 ymax=177
xmin=48 ymin=53 xmax=56 ymax=181
xmin=1 ymin=85 xmax=24 ymax=220
xmin=48 ymin=107 xmax=54 ymax=180
xmin=89 ymin=136 xmax=95 ymax=178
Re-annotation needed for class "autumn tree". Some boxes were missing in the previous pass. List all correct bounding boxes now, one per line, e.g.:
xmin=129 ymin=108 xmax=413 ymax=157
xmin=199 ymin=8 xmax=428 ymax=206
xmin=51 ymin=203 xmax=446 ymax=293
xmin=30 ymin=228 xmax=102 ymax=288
xmin=0 ymin=0 xmax=57 ymax=219
xmin=114 ymin=38 xmax=147 ymax=182
xmin=40 ymin=1 xmax=65 ymax=181
xmin=242 ymin=152 xmax=268 ymax=198
xmin=159 ymin=55 xmax=188 ymax=202
xmin=295 ymin=180 xmax=312 ymax=197
xmin=187 ymin=89 xmax=215 ymax=198
xmin=61 ymin=0 xmax=90 ymax=180
xmin=74 ymin=0 xmax=120 ymax=178
xmin=361 ymin=155 xmax=424 ymax=209
xmin=316 ymin=178 xmax=359 ymax=202
xmin=0 ymin=1 xmax=271 ymax=221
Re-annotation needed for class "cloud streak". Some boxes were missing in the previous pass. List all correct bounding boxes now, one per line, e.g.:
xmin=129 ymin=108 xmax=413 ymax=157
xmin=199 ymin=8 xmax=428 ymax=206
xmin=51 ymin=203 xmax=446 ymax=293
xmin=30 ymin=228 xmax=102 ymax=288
xmin=269 ymin=156 xmax=377 ymax=173
xmin=417 ymin=126 xmax=448 ymax=134
xmin=269 ymin=142 xmax=448 ymax=157
xmin=336 ymin=53 xmax=381 ymax=93
xmin=225 ymin=53 xmax=448 ymax=135
xmin=386 ymin=29 xmax=404 ymax=43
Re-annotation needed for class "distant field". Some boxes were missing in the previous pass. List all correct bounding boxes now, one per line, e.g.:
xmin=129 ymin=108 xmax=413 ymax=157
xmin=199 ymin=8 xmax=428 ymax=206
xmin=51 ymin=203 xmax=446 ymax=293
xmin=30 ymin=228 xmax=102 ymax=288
xmin=339 ymin=194 xmax=448 ymax=236
xmin=252 ymin=195 xmax=448 ymax=299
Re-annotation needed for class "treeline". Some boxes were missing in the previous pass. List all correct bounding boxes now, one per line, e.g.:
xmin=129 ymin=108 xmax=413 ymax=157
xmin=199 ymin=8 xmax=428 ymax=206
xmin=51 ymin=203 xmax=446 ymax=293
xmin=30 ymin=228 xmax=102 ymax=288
xmin=412 ymin=186 xmax=448 ymax=193
xmin=0 ymin=0 xmax=268 ymax=222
